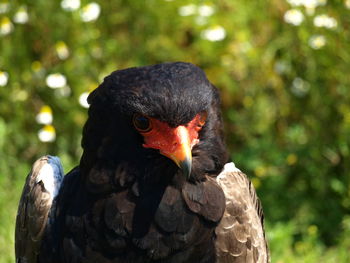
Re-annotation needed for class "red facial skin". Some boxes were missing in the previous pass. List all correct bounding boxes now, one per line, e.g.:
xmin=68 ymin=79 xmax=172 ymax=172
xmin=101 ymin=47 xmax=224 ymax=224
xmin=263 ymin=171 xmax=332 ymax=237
xmin=139 ymin=113 xmax=206 ymax=165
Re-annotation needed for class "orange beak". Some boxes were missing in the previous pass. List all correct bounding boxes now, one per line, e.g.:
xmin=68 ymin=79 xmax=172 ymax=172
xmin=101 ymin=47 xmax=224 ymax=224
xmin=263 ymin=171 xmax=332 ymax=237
xmin=159 ymin=126 xmax=192 ymax=178
xmin=141 ymin=115 xmax=205 ymax=179
xmin=143 ymin=124 xmax=194 ymax=178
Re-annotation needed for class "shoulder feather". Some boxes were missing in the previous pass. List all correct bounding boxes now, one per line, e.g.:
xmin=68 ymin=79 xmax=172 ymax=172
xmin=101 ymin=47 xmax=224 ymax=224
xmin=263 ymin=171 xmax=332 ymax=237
xmin=15 ymin=156 xmax=64 ymax=263
xmin=215 ymin=162 xmax=270 ymax=263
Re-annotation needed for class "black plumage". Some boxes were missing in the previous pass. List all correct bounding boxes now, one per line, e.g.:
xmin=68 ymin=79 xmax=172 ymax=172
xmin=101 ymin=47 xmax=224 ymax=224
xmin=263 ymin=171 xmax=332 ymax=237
xmin=16 ymin=62 xmax=269 ymax=263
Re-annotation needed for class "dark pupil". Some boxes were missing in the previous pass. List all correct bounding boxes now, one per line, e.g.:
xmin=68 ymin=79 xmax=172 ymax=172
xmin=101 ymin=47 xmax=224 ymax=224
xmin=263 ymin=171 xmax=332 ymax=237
xmin=135 ymin=116 xmax=150 ymax=131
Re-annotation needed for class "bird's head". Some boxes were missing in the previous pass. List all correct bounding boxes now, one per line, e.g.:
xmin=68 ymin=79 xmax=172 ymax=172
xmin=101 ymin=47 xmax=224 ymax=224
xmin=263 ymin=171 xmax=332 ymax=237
xmin=131 ymin=111 xmax=207 ymax=178
xmin=81 ymin=62 xmax=228 ymax=182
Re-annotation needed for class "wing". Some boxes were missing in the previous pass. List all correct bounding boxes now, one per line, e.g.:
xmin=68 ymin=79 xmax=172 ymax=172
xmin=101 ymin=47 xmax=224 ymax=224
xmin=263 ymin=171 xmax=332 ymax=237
xmin=15 ymin=156 xmax=64 ymax=263
xmin=215 ymin=162 xmax=270 ymax=263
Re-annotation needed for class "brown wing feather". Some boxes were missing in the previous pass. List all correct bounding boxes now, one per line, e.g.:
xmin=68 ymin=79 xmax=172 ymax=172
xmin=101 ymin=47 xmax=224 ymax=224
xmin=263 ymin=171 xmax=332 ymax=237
xmin=215 ymin=163 xmax=270 ymax=263
xmin=15 ymin=156 xmax=63 ymax=263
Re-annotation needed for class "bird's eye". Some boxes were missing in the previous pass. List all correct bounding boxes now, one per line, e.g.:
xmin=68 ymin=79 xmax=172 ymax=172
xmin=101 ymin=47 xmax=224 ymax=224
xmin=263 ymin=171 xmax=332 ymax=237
xmin=133 ymin=114 xmax=152 ymax=133
xmin=198 ymin=111 xmax=207 ymax=127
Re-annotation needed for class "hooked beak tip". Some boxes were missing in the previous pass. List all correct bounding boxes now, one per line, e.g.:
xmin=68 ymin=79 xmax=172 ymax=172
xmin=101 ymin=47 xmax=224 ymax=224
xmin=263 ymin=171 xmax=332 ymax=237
xmin=179 ymin=156 xmax=192 ymax=179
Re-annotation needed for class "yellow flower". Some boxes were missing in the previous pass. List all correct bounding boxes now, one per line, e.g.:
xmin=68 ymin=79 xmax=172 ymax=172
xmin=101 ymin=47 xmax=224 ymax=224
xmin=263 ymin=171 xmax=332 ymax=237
xmin=309 ymin=35 xmax=326 ymax=49
xmin=0 ymin=16 xmax=14 ymax=35
xmin=55 ymin=41 xmax=69 ymax=60
xmin=36 ymin=106 xmax=53 ymax=125
xmin=38 ymin=125 xmax=56 ymax=142
xmin=0 ymin=71 xmax=9 ymax=86
xmin=80 ymin=2 xmax=101 ymax=22
xmin=31 ymin=61 xmax=43 ymax=72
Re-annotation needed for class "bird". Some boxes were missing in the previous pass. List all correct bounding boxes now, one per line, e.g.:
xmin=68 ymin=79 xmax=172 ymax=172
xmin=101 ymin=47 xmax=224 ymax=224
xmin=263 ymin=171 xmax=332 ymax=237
xmin=15 ymin=62 xmax=269 ymax=263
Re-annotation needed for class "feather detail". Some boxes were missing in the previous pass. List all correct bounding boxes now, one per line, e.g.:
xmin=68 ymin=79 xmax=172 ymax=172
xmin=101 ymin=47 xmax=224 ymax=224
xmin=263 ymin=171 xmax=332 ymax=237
xmin=182 ymin=178 xmax=226 ymax=223
xmin=215 ymin=162 xmax=270 ymax=263
xmin=15 ymin=156 xmax=64 ymax=263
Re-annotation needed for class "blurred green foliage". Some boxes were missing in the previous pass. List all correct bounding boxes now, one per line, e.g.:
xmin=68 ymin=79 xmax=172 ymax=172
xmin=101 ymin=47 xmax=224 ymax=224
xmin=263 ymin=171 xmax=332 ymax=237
xmin=1 ymin=0 xmax=350 ymax=262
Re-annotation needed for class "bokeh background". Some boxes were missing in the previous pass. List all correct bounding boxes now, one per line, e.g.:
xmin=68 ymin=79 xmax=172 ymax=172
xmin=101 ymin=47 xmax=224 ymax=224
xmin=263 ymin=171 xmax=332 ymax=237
xmin=1 ymin=0 xmax=350 ymax=262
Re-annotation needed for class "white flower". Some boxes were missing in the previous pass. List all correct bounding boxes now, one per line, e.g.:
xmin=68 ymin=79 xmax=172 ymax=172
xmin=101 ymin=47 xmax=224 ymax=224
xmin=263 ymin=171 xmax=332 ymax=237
xmin=286 ymin=0 xmax=326 ymax=7
xmin=46 ymin=73 xmax=67 ymax=89
xmin=61 ymin=0 xmax=80 ymax=11
xmin=36 ymin=105 xmax=53 ymax=125
xmin=0 ymin=17 xmax=14 ymax=35
xmin=284 ymin=9 xmax=304 ymax=26
xmin=0 ymin=71 xmax=9 ymax=86
xmin=303 ymin=0 xmax=325 ymax=8
xmin=178 ymin=4 xmax=197 ymax=16
xmin=346 ymin=0 xmax=350 ymax=9
xmin=54 ymin=86 xmax=71 ymax=97
xmin=274 ymin=61 xmax=290 ymax=74
xmin=201 ymin=26 xmax=226 ymax=42
xmin=38 ymin=125 xmax=56 ymax=142
xmin=286 ymin=0 xmax=303 ymax=6
xmin=309 ymin=35 xmax=326 ymax=49
xmin=55 ymin=41 xmax=69 ymax=60
xmin=195 ymin=16 xmax=208 ymax=26
xmin=318 ymin=0 xmax=327 ymax=5
xmin=80 ymin=2 xmax=101 ymax=22
xmin=13 ymin=7 xmax=29 ymax=24
xmin=314 ymin=14 xmax=337 ymax=29
xmin=79 ymin=92 xmax=90 ymax=108
xmin=198 ymin=4 xmax=214 ymax=17
xmin=291 ymin=77 xmax=310 ymax=97
xmin=0 ymin=2 xmax=10 ymax=14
